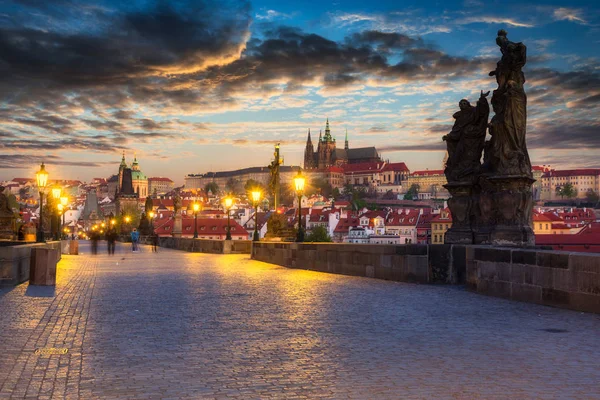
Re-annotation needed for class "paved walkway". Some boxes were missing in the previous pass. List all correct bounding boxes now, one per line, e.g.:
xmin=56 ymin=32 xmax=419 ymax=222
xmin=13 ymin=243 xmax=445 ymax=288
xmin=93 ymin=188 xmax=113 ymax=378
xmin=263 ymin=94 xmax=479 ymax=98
xmin=0 ymin=243 xmax=599 ymax=399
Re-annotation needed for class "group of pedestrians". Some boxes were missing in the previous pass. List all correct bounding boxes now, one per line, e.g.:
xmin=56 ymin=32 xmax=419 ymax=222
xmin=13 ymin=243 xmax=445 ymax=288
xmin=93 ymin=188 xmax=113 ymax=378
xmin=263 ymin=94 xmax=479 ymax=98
xmin=87 ymin=229 xmax=158 ymax=254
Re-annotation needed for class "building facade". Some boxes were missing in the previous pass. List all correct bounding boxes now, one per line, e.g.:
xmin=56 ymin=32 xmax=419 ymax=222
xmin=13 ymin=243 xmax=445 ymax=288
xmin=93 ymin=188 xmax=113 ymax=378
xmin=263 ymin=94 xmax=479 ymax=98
xmin=540 ymin=169 xmax=600 ymax=201
xmin=148 ymin=177 xmax=175 ymax=197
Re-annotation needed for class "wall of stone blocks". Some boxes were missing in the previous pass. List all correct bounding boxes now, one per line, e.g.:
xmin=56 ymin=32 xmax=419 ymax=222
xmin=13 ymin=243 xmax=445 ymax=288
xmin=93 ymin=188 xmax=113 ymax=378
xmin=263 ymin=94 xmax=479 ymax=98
xmin=158 ymin=237 xmax=252 ymax=254
xmin=466 ymin=247 xmax=600 ymax=314
xmin=0 ymin=241 xmax=62 ymax=286
xmin=251 ymin=242 xmax=467 ymax=285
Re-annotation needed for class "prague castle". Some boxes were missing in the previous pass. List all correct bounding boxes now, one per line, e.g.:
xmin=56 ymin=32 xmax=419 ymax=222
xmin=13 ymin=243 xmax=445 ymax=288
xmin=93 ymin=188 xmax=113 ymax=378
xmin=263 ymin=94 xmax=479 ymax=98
xmin=303 ymin=119 xmax=382 ymax=170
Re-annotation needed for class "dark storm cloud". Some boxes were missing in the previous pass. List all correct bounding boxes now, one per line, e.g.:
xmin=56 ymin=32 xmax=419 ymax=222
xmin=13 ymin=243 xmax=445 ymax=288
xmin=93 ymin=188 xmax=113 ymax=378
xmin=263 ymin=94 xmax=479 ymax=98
xmin=349 ymin=31 xmax=424 ymax=51
xmin=0 ymin=0 xmax=251 ymax=86
xmin=0 ymin=153 xmax=111 ymax=168
xmin=528 ymin=120 xmax=600 ymax=150
xmin=0 ymin=138 xmax=118 ymax=152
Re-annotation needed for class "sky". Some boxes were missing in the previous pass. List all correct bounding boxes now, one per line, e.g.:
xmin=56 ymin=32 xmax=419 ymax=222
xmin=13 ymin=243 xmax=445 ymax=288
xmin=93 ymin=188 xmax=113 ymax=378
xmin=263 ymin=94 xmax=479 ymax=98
xmin=0 ymin=0 xmax=599 ymax=185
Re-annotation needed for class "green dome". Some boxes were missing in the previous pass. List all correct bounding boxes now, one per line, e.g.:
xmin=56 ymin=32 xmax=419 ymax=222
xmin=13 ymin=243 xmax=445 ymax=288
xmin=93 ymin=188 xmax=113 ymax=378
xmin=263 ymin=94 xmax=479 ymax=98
xmin=131 ymin=171 xmax=147 ymax=180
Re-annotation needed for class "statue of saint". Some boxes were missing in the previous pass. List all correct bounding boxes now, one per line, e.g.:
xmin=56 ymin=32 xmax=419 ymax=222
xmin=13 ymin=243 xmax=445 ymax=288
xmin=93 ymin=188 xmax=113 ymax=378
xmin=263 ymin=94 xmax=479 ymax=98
xmin=485 ymin=29 xmax=532 ymax=177
xmin=172 ymin=193 xmax=181 ymax=215
xmin=443 ymin=91 xmax=490 ymax=183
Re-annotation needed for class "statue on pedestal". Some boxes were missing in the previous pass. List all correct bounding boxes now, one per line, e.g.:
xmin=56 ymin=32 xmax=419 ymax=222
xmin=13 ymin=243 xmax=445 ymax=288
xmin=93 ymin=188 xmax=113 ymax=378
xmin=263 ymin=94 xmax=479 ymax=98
xmin=0 ymin=186 xmax=16 ymax=239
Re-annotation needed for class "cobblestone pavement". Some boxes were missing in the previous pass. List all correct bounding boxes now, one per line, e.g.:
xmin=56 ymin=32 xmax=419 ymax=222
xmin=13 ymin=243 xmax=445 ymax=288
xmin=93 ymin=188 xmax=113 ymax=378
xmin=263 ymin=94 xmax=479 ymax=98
xmin=1 ymin=243 xmax=599 ymax=399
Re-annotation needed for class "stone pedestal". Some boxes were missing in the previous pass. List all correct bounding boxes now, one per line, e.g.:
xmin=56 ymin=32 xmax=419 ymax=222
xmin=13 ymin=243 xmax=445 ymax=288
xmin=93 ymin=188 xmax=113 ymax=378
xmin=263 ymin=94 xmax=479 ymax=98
xmin=29 ymin=248 xmax=58 ymax=286
xmin=444 ymin=182 xmax=474 ymax=244
xmin=476 ymin=175 xmax=535 ymax=247
xmin=0 ymin=216 xmax=15 ymax=240
xmin=172 ymin=214 xmax=182 ymax=238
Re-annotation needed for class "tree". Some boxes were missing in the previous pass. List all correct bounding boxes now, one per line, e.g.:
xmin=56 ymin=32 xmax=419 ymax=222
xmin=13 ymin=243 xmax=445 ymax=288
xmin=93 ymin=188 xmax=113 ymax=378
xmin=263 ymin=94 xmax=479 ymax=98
xmin=244 ymin=179 xmax=266 ymax=198
xmin=305 ymin=225 xmax=332 ymax=242
xmin=310 ymin=178 xmax=333 ymax=198
xmin=205 ymin=182 xmax=219 ymax=195
xmin=225 ymin=178 xmax=238 ymax=194
xmin=403 ymin=184 xmax=420 ymax=200
xmin=382 ymin=190 xmax=397 ymax=200
xmin=585 ymin=189 xmax=600 ymax=205
xmin=332 ymin=187 xmax=341 ymax=200
xmin=556 ymin=183 xmax=576 ymax=199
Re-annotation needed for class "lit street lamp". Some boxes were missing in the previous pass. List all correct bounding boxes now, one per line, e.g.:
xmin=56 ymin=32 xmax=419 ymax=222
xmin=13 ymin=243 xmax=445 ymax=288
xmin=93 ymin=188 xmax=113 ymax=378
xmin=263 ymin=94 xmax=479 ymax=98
xmin=193 ymin=203 xmax=200 ymax=239
xmin=36 ymin=163 xmax=49 ymax=242
xmin=224 ymin=197 xmax=233 ymax=240
xmin=294 ymin=169 xmax=306 ymax=243
xmin=251 ymin=190 xmax=261 ymax=241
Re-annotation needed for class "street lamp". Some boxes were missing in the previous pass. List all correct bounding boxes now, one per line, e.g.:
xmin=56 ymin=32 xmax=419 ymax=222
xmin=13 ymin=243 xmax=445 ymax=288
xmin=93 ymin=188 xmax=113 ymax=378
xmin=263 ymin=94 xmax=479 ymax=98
xmin=251 ymin=190 xmax=261 ymax=241
xmin=36 ymin=163 xmax=49 ymax=242
xmin=60 ymin=196 xmax=68 ymax=239
xmin=224 ymin=197 xmax=233 ymax=240
xmin=192 ymin=203 xmax=200 ymax=239
xmin=51 ymin=186 xmax=61 ymax=240
xmin=294 ymin=169 xmax=306 ymax=242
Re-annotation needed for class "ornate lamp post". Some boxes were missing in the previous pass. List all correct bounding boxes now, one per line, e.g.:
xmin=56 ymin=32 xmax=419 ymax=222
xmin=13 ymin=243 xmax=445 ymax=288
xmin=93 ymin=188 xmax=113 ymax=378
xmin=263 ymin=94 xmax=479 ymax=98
xmin=224 ymin=197 xmax=233 ymax=240
xmin=51 ymin=186 xmax=61 ymax=240
xmin=192 ymin=203 xmax=200 ymax=239
xmin=60 ymin=196 xmax=68 ymax=238
xmin=57 ymin=204 xmax=64 ymax=239
xmin=36 ymin=163 xmax=49 ymax=242
xmin=251 ymin=190 xmax=261 ymax=241
xmin=149 ymin=211 xmax=155 ymax=233
xmin=294 ymin=169 xmax=306 ymax=243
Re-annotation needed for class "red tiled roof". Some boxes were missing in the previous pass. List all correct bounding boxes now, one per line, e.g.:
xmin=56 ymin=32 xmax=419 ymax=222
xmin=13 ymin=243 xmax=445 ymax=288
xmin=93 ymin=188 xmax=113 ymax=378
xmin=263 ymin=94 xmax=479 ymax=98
xmin=411 ymin=169 xmax=444 ymax=176
xmin=381 ymin=162 xmax=409 ymax=172
xmin=149 ymin=177 xmax=174 ymax=182
xmin=334 ymin=217 xmax=361 ymax=233
xmin=386 ymin=209 xmax=422 ymax=225
xmin=326 ymin=166 xmax=344 ymax=173
xmin=542 ymin=169 xmax=600 ymax=178
xmin=342 ymin=162 xmax=385 ymax=174
xmin=533 ymin=213 xmax=553 ymax=222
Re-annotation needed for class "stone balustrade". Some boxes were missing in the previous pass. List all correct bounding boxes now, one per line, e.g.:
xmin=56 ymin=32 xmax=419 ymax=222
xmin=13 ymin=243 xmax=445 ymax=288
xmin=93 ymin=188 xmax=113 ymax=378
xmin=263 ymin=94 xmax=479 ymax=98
xmin=0 ymin=241 xmax=62 ymax=286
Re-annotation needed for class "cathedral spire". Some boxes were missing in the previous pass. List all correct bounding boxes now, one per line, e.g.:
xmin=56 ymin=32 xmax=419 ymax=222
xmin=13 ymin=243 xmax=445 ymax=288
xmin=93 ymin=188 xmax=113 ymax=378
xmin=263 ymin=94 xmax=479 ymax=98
xmin=319 ymin=130 xmax=322 ymax=142
xmin=323 ymin=118 xmax=333 ymax=142
xmin=345 ymin=128 xmax=349 ymax=150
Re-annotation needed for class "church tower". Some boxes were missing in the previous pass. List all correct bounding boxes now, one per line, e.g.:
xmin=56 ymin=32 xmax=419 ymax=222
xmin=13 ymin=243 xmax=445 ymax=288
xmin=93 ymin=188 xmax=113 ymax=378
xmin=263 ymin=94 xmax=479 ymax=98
xmin=303 ymin=129 xmax=315 ymax=169
xmin=118 ymin=151 xmax=127 ymax=191
xmin=317 ymin=118 xmax=336 ymax=169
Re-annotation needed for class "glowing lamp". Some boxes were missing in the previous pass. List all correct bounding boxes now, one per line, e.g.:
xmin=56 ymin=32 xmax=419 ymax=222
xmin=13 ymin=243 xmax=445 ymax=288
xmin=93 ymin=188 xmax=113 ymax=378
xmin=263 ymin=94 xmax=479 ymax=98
xmin=251 ymin=191 xmax=261 ymax=204
xmin=36 ymin=163 xmax=48 ymax=189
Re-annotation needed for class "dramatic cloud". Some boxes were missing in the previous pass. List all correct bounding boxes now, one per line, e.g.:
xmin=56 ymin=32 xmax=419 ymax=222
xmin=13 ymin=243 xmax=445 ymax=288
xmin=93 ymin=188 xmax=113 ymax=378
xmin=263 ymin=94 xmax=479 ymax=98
xmin=553 ymin=7 xmax=587 ymax=24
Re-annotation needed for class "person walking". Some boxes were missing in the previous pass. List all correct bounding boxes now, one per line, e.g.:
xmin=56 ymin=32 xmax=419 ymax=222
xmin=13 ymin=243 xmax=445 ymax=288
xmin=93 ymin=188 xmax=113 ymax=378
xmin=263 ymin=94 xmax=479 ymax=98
xmin=130 ymin=228 xmax=140 ymax=252
xmin=151 ymin=231 xmax=158 ymax=252
xmin=106 ymin=229 xmax=116 ymax=255
xmin=90 ymin=230 xmax=99 ymax=255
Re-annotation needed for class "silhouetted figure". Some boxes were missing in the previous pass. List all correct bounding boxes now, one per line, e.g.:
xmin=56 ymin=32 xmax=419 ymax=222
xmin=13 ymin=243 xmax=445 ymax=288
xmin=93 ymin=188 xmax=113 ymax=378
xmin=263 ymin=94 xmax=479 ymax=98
xmin=90 ymin=231 xmax=99 ymax=255
xmin=151 ymin=232 xmax=158 ymax=252
xmin=17 ymin=225 xmax=25 ymax=241
xmin=106 ymin=229 xmax=117 ymax=255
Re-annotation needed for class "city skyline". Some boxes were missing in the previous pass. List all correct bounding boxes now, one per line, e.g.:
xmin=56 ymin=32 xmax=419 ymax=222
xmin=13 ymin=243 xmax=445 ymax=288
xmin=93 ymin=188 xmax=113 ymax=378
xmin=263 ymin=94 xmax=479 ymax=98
xmin=1 ymin=0 xmax=599 ymax=184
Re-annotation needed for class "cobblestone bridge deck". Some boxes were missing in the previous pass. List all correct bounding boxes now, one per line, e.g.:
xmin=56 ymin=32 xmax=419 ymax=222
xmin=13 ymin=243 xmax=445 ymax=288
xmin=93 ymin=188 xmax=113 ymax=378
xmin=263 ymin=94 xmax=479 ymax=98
xmin=1 ymin=243 xmax=599 ymax=399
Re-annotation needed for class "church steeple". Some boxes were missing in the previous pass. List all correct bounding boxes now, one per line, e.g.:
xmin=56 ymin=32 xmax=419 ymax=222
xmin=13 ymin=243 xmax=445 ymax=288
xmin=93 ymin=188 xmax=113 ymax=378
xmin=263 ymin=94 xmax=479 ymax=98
xmin=344 ymin=129 xmax=349 ymax=150
xmin=303 ymin=129 xmax=315 ymax=170
xmin=323 ymin=118 xmax=334 ymax=142
xmin=132 ymin=153 xmax=140 ymax=171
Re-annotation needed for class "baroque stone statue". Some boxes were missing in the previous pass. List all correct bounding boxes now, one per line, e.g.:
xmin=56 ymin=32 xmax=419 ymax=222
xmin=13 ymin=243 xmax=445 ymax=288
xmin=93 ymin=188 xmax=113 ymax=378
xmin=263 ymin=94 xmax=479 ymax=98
xmin=173 ymin=193 xmax=181 ymax=215
xmin=484 ymin=29 xmax=532 ymax=178
xmin=443 ymin=91 xmax=490 ymax=183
